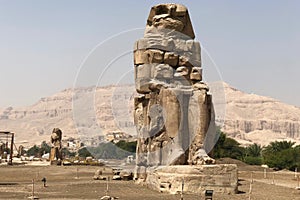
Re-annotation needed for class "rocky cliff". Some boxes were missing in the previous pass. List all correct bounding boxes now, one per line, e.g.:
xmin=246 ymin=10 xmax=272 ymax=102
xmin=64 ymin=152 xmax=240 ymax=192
xmin=222 ymin=82 xmax=300 ymax=145
xmin=0 ymin=82 xmax=299 ymax=147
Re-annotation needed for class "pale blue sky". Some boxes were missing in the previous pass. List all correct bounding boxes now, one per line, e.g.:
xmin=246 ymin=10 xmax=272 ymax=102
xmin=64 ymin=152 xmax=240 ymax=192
xmin=0 ymin=0 xmax=299 ymax=107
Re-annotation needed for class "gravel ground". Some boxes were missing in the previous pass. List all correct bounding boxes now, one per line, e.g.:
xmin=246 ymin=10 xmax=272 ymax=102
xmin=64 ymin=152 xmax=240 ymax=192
xmin=0 ymin=163 xmax=299 ymax=199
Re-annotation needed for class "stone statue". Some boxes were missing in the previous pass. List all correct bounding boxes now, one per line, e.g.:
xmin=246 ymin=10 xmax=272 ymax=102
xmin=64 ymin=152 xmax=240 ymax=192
xmin=0 ymin=142 xmax=4 ymax=160
xmin=50 ymin=128 xmax=62 ymax=164
xmin=18 ymin=145 xmax=24 ymax=157
xmin=134 ymin=3 xmax=216 ymax=180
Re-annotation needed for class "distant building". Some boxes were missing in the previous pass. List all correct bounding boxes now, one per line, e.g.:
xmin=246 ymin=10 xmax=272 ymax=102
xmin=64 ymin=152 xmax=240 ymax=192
xmin=105 ymin=131 xmax=133 ymax=143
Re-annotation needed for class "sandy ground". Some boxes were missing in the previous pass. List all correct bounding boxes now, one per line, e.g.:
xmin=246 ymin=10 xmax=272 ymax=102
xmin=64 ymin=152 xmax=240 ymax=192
xmin=0 ymin=162 xmax=300 ymax=200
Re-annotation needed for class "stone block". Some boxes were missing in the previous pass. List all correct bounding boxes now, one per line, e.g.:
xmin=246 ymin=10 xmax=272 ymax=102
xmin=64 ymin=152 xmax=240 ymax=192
xmin=186 ymin=40 xmax=194 ymax=51
xmin=176 ymin=51 xmax=201 ymax=67
xmin=175 ymin=39 xmax=189 ymax=52
xmin=190 ymin=59 xmax=201 ymax=67
xmin=137 ymin=38 xmax=149 ymax=50
xmin=153 ymin=64 xmax=174 ymax=80
xmin=135 ymin=78 xmax=151 ymax=93
xmin=145 ymin=38 xmax=176 ymax=52
xmin=193 ymin=41 xmax=201 ymax=54
xmin=174 ymin=4 xmax=187 ymax=16
xmin=135 ymin=64 xmax=152 ymax=79
xmin=144 ymin=165 xmax=238 ymax=195
xmin=147 ymin=49 xmax=164 ymax=63
xmin=162 ymin=39 xmax=175 ymax=52
xmin=178 ymin=56 xmax=193 ymax=68
xmin=164 ymin=52 xmax=179 ymax=67
xmin=190 ymin=67 xmax=202 ymax=81
xmin=135 ymin=63 xmax=153 ymax=93
xmin=190 ymin=41 xmax=201 ymax=62
xmin=134 ymin=50 xmax=149 ymax=65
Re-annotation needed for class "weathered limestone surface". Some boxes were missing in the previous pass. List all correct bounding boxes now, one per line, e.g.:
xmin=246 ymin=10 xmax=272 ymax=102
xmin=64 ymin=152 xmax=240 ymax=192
xmin=145 ymin=165 xmax=238 ymax=195
xmin=134 ymin=2 xmax=215 ymax=168
xmin=133 ymin=3 xmax=238 ymax=194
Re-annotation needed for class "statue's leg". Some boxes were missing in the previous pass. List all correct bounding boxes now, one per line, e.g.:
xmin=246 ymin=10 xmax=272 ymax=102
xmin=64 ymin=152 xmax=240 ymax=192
xmin=188 ymin=89 xmax=215 ymax=164
xmin=55 ymin=147 xmax=60 ymax=160
xmin=50 ymin=147 xmax=56 ymax=161
xmin=159 ymin=87 xmax=189 ymax=165
xmin=134 ymin=96 xmax=149 ymax=167
xmin=147 ymin=92 xmax=164 ymax=166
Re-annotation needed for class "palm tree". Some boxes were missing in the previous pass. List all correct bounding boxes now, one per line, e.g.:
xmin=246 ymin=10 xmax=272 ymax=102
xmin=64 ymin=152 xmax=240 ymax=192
xmin=246 ymin=143 xmax=262 ymax=157
xmin=263 ymin=141 xmax=295 ymax=154
xmin=262 ymin=140 xmax=297 ymax=170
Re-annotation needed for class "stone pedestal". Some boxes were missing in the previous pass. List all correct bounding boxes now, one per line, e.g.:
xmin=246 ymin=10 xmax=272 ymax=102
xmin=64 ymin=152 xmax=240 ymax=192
xmin=143 ymin=164 xmax=238 ymax=194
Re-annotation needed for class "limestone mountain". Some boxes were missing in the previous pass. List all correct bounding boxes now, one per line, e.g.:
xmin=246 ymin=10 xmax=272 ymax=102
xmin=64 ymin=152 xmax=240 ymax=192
xmin=221 ymin=82 xmax=300 ymax=146
xmin=0 ymin=82 xmax=299 ymax=147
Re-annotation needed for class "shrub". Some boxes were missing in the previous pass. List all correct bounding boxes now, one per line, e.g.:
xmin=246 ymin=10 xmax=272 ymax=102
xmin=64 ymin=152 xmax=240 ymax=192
xmin=244 ymin=156 xmax=263 ymax=165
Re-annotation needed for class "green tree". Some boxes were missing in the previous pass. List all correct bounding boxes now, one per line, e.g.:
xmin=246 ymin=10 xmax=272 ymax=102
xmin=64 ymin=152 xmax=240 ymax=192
xmin=263 ymin=141 xmax=295 ymax=153
xmin=243 ymin=143 xmax=263 ymax=165
xmin=78 ymin=147 xmax=92 ymax=158
xmin=212 ymin=130 xmax=244 ymax=160
xmin=27 ymin=145 xmax=40 ymax=156
xmin=40 ymin=141 xmax=51 ymax=154
xmin=115 ymin=140 xmax=137 ymax=153
xmin=88 ymin=142 xmax=135 ymax=159
xmin=26 ymin=141 xmax=51 ymax=157
xmin=246 ymin=143 xmax=262 ymax=157
xmin=62 ymin=147 xmax=76 ymax=158
xmin=262 ymin=141 xmax=299 ymax=170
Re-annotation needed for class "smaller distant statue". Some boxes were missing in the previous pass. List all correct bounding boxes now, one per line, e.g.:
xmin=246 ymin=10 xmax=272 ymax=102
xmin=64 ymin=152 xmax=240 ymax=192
xmin=0 ymin=142 xmax=4 ymax=160
xmin=18 ymin=145 xmax=24 ymax=157
xmin=50 ymin=128 xmax=63 ymax=165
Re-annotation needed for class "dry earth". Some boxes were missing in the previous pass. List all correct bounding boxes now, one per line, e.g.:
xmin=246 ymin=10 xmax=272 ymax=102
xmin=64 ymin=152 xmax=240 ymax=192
xmin=0 ymin=162 xmax=299 ymax=200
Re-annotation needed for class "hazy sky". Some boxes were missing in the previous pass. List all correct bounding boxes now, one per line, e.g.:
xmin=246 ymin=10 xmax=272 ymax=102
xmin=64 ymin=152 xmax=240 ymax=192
xmin=0 ymin=0 xmax=299 ymax=107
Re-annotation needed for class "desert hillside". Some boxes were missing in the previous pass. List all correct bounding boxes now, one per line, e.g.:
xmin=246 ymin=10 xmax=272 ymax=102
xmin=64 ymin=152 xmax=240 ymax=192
xmin=0 ymin=82 xmax=299 ymax=147
xmin=222 ymin=82 xmax=300 ymax=145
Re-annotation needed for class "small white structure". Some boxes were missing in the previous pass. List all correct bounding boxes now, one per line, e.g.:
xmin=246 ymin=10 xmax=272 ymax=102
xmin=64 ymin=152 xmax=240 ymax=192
xmin=42 ymin=153 xmax=50 ymax=159
xmin=126 ymin=155 xmax=134 ymax=163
